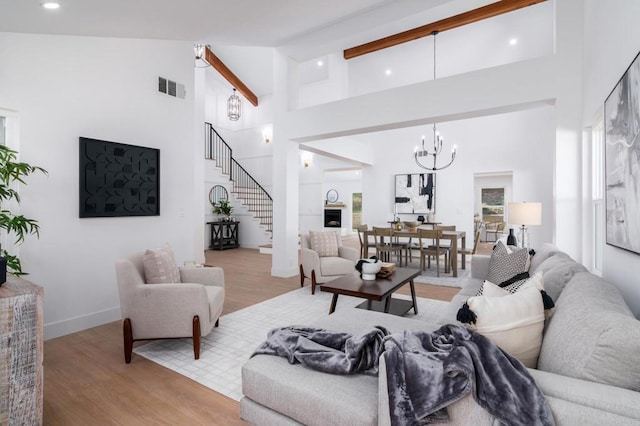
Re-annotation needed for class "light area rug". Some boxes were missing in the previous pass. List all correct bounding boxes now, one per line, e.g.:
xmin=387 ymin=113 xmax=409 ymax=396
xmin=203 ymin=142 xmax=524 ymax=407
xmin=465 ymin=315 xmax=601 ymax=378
xmin=134 ymin=286 xmax=450 ymax=402
xmin=411 ymin=259 xmax=472 ymax=287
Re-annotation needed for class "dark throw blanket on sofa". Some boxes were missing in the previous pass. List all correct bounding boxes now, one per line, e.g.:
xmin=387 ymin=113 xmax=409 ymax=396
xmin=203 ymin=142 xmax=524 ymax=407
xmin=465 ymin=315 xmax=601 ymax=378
xmin=253 ymin=324 xmax=554 ymax=425
xmin=383 ymin=324 xmax=554 ymax=426
xmin=252 ymin=325 xmax=388 ymax=375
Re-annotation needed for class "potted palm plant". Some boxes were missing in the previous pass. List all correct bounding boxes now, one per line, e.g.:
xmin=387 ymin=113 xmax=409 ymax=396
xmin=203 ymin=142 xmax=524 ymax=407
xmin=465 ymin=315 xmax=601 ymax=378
xmin=0 ymin=145 xmax=47 ymax=284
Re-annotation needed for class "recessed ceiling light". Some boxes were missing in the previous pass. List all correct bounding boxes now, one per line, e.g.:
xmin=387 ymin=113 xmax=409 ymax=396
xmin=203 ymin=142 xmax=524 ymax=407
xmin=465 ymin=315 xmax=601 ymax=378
xmin=317 ymin=60 xmax=324 ymax=67
xmin=42 ymin=2 xmax=60 ymax=9
xmin=385 ymin=69 xmax=392 ymax=76
xmin=509 ymin=38 xmax=518 ymax=46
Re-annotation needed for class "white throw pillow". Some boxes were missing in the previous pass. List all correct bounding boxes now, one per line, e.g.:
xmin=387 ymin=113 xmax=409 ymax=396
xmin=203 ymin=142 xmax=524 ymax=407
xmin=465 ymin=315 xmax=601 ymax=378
xmin=309 ymin=230 xmax=339 ymax=257
xmin=466 ymin=286 xmax=545 ymax=368
xmin=143 ymin=244 xmax=181 ymax=284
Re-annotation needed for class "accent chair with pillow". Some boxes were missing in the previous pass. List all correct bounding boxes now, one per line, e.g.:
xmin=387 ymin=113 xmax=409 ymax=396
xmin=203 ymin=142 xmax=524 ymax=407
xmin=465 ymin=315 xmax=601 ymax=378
xmin=115 ymin=244 xmax=225 ymax=363
xmin=299 ymin=230 xmax=359 ymax=295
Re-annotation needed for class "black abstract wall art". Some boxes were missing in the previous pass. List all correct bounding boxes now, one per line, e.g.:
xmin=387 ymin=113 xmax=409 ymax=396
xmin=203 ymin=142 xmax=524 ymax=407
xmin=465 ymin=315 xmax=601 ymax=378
xmin=79 ymin=137 xmax=160 ymax=217
xmin=395 ymin=173 xmax=436 ymax=214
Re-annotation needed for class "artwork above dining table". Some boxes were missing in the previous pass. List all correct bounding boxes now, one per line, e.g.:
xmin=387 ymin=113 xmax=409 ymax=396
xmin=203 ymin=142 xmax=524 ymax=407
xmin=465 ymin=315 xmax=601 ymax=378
xmin=395 ymin=173 xmax=436 ymax=214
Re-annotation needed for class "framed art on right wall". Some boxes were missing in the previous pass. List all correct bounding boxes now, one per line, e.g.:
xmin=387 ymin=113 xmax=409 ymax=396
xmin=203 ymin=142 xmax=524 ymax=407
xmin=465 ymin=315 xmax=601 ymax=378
xmin=604 ymin=49 xmax=640 ymax=255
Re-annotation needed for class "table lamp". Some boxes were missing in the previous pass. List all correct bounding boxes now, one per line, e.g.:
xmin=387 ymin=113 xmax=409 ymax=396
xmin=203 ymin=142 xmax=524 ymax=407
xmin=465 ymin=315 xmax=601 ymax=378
xmin=508 ymin=202 xmax=541 ymax=249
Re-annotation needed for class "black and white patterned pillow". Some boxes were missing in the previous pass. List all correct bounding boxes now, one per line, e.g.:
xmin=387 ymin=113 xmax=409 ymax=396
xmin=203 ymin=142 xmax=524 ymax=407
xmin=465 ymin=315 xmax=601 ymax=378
xmin=486 ymin=241 xmax=529 ymax=286
xmin=476 ymin=271 xmax=530 ymax=296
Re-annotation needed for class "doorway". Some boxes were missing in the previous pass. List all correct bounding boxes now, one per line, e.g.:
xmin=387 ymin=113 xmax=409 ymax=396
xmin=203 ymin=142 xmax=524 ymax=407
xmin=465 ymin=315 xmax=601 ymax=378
xmin=473 ymin=172 xmax=513 ymax=242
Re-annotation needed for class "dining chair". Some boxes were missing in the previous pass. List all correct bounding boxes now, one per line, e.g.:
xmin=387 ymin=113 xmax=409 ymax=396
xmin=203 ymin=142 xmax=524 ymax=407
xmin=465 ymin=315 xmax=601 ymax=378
xmin=416 ymin=228 xmax=448 ymax=276
xmin=392 ymin=225 xmax=413 ymax=265
xmin=455 ymin=229 xmax=481 ymax=269
xmin=485 ymin=221 xmax=505 ymax=242
xmin=357 ymin=224 xmax=376 ymax=259
xmin=372 ymin=227 xmax=403 ymax=265
xmin=433 ymin=225 xmax=456 ymax=273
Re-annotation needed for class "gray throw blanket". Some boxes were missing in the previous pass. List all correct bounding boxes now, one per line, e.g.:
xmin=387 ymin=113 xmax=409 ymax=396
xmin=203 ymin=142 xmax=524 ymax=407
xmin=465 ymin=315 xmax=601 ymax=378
xmin=252 ymin=325 xmax=388 ymax=375
xmin=253 ymin=324 xmax=554 ymax=426
xmin=383 ymin=324 xmax=554 ymax=426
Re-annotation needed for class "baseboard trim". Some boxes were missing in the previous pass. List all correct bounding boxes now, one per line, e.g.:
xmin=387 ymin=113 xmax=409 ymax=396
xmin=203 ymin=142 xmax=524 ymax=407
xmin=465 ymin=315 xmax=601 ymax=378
xmin=44 ymin=306 xmax=121 ymax=340
xmin=271 ymin=266 xmax=298 ymax=278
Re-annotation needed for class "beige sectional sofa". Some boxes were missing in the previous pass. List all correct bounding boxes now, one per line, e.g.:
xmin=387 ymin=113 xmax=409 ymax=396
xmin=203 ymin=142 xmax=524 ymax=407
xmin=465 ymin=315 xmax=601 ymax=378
xmin=241 ymin=244 xmax=640 ymax=425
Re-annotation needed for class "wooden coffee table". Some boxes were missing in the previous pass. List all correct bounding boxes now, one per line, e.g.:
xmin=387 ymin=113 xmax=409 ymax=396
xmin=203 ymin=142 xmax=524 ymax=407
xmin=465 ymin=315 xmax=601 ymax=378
xmin=320 ymin=267 xmax=421 ymax=316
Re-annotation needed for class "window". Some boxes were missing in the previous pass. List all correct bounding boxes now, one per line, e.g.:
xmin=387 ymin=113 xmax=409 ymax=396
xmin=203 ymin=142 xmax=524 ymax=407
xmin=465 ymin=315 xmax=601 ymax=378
xmin=481 ymin=187 xmax=505 ymax=224
xmin=352 ymin=192 xmax=362 ymax=231
xmin=592 ymin=120 xmax=604 ymax=274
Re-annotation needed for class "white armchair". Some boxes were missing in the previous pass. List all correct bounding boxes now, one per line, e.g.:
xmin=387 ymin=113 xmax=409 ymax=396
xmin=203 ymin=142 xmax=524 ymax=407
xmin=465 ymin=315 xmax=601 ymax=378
xmin=299 ymin=231 xmax=359 ymax=295
xmin=115 ymin=252 xmax=225 ymax=363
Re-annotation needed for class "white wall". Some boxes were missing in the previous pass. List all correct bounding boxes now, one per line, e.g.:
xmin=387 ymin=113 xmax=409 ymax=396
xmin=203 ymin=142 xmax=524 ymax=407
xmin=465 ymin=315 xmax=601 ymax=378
xmin=583 ymin=0 xmax=640 ymax=317
xmin=360 ymin=107 xmax=555 ymax=251
xmin=0 ymin=33 xmax=202 ymax=339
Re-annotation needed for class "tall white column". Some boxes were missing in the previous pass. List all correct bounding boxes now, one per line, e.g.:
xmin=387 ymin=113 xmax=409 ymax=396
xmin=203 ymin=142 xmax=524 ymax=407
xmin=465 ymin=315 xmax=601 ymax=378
xmin=192 ymin=66 xmax=207 ymax=264
xmin=553 ymin=0 xmax=584 ymax=260
xmin=271 ymin=49 xmax=300 ymax=277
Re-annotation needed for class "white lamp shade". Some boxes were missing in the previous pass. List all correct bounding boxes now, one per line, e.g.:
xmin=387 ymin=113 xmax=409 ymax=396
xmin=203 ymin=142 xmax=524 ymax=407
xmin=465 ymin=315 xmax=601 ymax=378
xmin=508 ymin=202 xmax=542 ymax=226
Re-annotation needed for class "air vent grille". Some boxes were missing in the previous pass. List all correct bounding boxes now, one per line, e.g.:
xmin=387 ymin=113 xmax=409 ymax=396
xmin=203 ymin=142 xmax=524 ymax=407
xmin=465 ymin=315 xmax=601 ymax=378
xmin=158 ymin=76 xmax=186 ymax=99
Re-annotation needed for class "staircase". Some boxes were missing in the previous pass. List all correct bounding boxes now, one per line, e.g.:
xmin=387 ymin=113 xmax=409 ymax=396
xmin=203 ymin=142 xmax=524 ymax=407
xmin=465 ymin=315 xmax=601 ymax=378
xmin=205 ymin=123 xmax=273 ymax=234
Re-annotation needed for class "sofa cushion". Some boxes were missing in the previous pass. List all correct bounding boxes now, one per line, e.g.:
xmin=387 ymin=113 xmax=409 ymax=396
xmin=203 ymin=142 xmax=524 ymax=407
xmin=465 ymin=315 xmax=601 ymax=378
xmin=309 ymin=230 xmax=339 ymax=257
xmin=143 ymin=244 xmax=181 ymax=284
xmin=319 ymin=256 xmax=355 ymax=277
xmin=243 ymin=355 xmax=379 ymax=426
xmin=538 ymin=272 xmax=640 ymax=392
xmin=536 ymin=256 xmax=587 ymax=302
xmin=486 ymin=241 xmax=529 ymax=285
xmin=529 ymin=243 xmax=565 ymax=274
xmin=464 ymin=286 xmax=545 ymax=368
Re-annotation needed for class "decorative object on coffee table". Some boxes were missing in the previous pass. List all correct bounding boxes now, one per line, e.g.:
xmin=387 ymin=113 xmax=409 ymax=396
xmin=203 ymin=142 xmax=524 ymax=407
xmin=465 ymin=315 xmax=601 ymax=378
xmin=359 ymin=259 xmax=382 ymax=280
xmin=506 ymin=228 xmax=517 ymax=246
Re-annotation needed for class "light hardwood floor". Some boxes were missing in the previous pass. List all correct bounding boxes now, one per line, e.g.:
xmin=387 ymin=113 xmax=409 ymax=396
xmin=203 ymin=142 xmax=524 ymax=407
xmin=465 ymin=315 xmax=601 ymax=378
xmin=43 ymin=241 xmax=460 ymax=425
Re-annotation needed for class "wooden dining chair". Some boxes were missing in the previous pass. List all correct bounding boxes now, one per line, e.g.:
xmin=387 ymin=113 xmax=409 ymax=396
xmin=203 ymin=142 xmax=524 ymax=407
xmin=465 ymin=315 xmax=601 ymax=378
xmin=456 ymin=229 xmax=481 ymax=269
xmin=434 ymin=225 xmax=456 ymax=273
xmin=485 ymin=221 xmax=505 ymax=242
xmin=372 ymin=227 xmax=403 ymax=265
xmin=357 ymin=224 xmax=375 ymax=259
xmin=416 ymin=228 xmax=448 ymax=276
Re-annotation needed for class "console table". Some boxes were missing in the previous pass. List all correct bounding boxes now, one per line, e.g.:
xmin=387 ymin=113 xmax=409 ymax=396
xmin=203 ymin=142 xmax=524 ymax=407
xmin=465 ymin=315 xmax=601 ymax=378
xmin=0 ymin=275 xmax=43 ymax=425
xmin=207 ymin=221 xmax=240 ymax=250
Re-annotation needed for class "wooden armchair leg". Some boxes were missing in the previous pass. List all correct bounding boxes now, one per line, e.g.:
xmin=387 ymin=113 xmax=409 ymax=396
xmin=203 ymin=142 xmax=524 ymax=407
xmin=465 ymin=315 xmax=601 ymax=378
xmin=193 ymin=315 xmax=201 ymax=360
xmin=299 ymin=264 xmax=305 ymax=287
xmin=123 ymin=318 xmax=133 ymax=364
xmin=215 ymin=318 xmax=219 ymax=327
xmin=311 ymin=270 xmax=318 ymax=295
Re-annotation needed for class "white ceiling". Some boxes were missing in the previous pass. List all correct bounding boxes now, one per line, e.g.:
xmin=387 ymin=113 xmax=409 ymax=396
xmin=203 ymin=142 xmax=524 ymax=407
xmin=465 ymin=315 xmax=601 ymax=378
xmin=0 ymin=0 xmax=438 ymax=46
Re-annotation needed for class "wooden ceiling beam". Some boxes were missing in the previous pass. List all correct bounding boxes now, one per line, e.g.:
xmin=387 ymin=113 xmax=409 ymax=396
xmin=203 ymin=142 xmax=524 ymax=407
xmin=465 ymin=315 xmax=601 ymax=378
xmin=343 ymin=0 xmax=547 ymax=60
xmin=204 ymin=46 xmax=259 ymax=107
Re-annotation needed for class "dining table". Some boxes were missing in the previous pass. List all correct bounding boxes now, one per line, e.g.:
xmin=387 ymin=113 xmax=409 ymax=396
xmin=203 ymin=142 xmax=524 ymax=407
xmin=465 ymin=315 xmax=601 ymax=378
xmin=363 ymin=227 xmax=467 ymax=277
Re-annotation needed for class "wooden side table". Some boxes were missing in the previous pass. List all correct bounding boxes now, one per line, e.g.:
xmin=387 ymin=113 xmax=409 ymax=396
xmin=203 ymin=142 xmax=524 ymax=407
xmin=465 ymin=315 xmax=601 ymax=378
xmin=207 ymin=221 xmax=240 ymax=250
xmin=0 ymin=275 xmax=44 ymax=425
